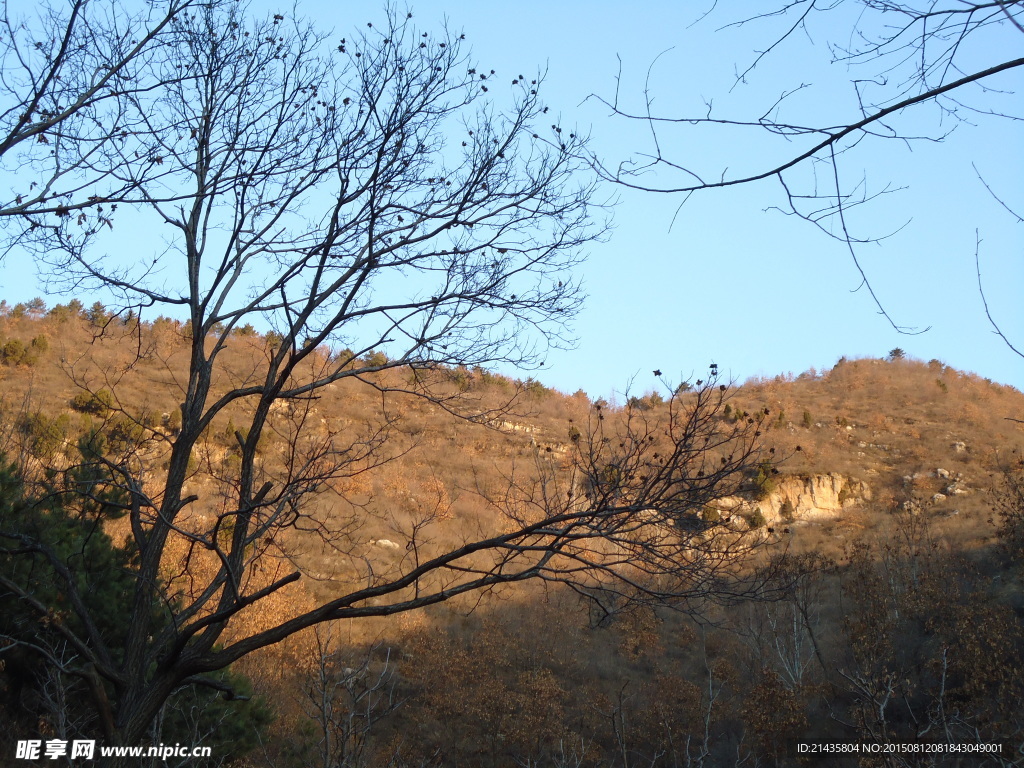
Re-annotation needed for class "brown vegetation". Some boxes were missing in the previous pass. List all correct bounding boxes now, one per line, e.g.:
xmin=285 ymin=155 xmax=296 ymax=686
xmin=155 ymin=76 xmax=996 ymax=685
xmin=2 ymin=306 xmax=1024 ymax=766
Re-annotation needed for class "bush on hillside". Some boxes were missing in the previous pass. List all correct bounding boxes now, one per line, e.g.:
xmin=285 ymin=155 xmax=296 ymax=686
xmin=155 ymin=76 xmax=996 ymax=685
xmin=753 ymin=460 xmax=778 ymax=500
xmin=1 ymin=339 xmax=27 ymax=365
xmin=70 ymin=388 xmax=115 ymax=416
xmin=20 ymin=412 xmax=71 ymax=460
xmin=779 ymin=499 xmax=796 ymax=522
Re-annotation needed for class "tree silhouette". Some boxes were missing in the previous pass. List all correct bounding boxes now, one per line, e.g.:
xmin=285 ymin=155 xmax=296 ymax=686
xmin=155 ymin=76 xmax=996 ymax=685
xmin=0 ymin=1 xmax=776 ymax=754
xmin=0 ymin=0 xmax=198 ymax=258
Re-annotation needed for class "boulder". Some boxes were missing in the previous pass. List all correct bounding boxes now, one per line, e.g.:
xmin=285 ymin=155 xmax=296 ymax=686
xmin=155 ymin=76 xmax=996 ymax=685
xmin=901 ymin=499 xmax=922 ymax=515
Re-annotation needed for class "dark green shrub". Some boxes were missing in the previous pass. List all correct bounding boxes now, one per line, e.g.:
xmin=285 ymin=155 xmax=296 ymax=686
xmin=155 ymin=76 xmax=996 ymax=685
xmin=86 ymin=301 xmax=109 ymax=326
xmin=26 ymin=297 xmax=46 ymax=317
xmin=70 ymin=391 xmax=93 ymax=413
xmin=107 ymin=416 xmax=146 ymax=452
xmin=753 ymin=460 xmax=778 ymax=500
xmin=747 ymin=508 xmax=767 ymax=529
xmin=0 ymin=454 xmax=271 ymax=751
xmin=219 ymin=418 xmax=241 ymax=447
xmin=802 ymin=410 xmax=813 ymax=429
xmin=365 ymin=350 xmax=389 ymax=368
xmin=523 ymin=377 xmax=549 ymax=398
xmin=70 ymin=388 xmax=115 ymax=416
xmin=628 ymin=392 xmax=664 ymax=411
xmin=1 ymin=339 xmax=27 ymax=365
xmin=152 ymin=315 xmax=175 ymax=332
xmin=779 ymin=499 xmax=796 ymax=522
xmin=723 ymin=404 xmax=749 ymax=423
xmin=20 ymin=412 xmax=71 ymax=459
xmin=47 ymin=304 xmax=75 ymax=322
xmin=450 ymin=368 xmax=472 ymax=392
xmin=265 ymin=330 xmax=285 ymax=350
xmin=137 ymin=409 xmax=161 ymax=430
xmin=77 ymin=427 xmax=108 ymax=463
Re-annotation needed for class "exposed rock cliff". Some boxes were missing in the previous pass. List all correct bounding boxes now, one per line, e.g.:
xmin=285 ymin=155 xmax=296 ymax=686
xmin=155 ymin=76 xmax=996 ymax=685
xmin=706 ymin=473 xmax=871 ymax=526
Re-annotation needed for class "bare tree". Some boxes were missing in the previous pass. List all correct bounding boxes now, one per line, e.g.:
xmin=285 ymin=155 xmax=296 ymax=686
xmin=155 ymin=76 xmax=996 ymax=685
xmin=0 ymin=1 xmax=776 ymax=756
xmin=302 ymin=627 xmax=402 ymax=768
xmin=737 ymin=553 xmax=833 ymax=693
xmin=835 ymin=514 xmax=1024 ymax=765
xmin=0 ymin=0 xmax=198 ymax=258
xmin=592 ymin=1 xmax=1024 ymax=337
xmin=994 ymin=455 xmax=1024 ymax=556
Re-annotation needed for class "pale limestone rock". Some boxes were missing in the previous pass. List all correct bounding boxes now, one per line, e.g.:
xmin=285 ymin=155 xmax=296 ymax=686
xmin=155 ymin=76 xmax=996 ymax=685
xmin=762 ymin=473 xmax=871 ymax=522
xmin=707 ymin=473 xmax=870 ymax=525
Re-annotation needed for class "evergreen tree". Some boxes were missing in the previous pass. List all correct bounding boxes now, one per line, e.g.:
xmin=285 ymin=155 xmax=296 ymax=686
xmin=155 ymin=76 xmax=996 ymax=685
xmin=0 ymin=451 xmax=270 ymax=759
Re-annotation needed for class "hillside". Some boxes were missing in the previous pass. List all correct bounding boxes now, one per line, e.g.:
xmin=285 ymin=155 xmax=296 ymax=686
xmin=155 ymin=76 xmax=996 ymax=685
xmin=2 ymin=301 xmax=1024 ymax=767
xmin=4 ymin=305 xmax=1020 ymax=551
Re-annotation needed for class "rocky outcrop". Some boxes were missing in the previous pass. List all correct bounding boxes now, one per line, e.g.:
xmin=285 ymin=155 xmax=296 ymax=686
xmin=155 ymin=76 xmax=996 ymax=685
xmin=763 ymin=473 xmax=871 ymax=522
xmin=705 ymin=473 xmax=871 ymax=526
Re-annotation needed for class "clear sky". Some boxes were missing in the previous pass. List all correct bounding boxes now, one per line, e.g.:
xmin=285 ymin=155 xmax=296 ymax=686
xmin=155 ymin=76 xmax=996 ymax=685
xmin=2 ymin=0 xmax=1022 ymax=398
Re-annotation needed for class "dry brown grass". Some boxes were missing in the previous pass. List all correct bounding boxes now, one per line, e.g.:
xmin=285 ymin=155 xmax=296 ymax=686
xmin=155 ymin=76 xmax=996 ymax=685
xmin=4 ymin=304 xmax=1024 ymax=766
xmin=4 ymin=308 xmax=1022 ymax=573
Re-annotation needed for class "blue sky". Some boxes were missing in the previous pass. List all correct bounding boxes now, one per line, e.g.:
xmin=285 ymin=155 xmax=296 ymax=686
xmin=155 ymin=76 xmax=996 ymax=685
xmin=2 ymin=0 xmax=1021 ymax=398
xmin=381 ymin=0 xmax=1023 ymax=399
